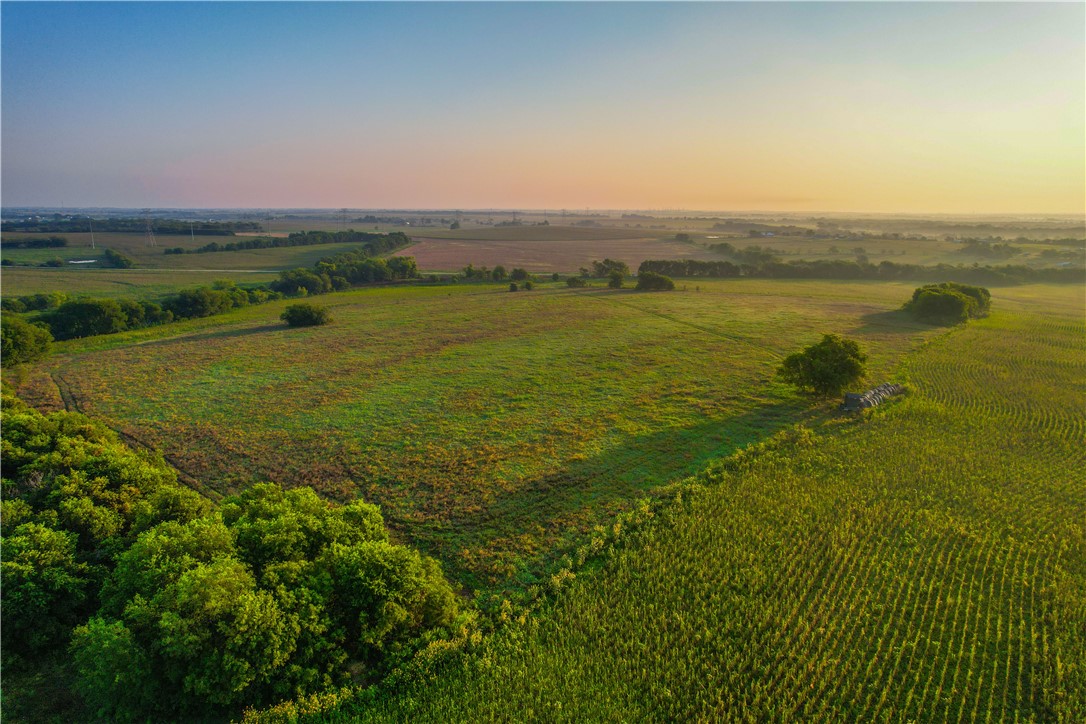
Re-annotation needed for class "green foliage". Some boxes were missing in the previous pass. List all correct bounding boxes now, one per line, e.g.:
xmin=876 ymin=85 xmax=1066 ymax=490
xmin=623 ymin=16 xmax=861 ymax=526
xmin=906 ymin=282 xmax=992 ymax=325
xmin=2 ymin=389 xmax=461 ymax=721
xmin=635 ymin=270 xmax=675 ymax=291
xmin=566 ymin=276 xmax=587 ymax=288
xmin=1 ymin=523 xmax=89 ymax=649
xmin=102 ymin=248 xmax=134 ymax=269
xmin=281 ymin=303 xmax=331 ymax=327
xmin=607 ymin=269 xmax=624 ymax=289
xmin=508 ymin=282 xmax=519 ymax=292
xmin=1 ymin=314 xmax=52 ymax=367
xmin=46 ymin=298 xmax=129 ymax=339
xmin=777 ymin=333 xmax=867 ymax=396
xmin=591 ymin=258 xmax=630 ymax=278
xmin=76 ymin=482 xmax=458 ymax=719
xmin=510 ymin=267 xmax=530 ymax=282
xmin=272 ymin=268 xmax=331 ymax=297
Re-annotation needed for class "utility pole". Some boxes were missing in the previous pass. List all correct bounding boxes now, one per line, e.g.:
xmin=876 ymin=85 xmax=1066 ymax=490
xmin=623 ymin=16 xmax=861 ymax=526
xmin=142 ymin=209 xmax=156 ymax=247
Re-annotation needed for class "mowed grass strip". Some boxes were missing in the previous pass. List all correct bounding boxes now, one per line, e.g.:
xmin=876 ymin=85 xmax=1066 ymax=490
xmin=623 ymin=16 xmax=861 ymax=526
xmin=36 ymin=280 xmax=941 ymax=588
xmin=296 ymin=284 xmax=1084 ymax=722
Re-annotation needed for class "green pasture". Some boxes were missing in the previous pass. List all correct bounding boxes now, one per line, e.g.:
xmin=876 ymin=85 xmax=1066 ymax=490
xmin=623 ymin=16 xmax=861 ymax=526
xmin=23 ymin=279 xmax=944 ymax=590
xmin=0 ymin=267 xmax=278 ymax=299
xmin=264 ymin=283 xmax=1084 ymax=722
xmin=1 ymin=232 xmax=392 ymax=273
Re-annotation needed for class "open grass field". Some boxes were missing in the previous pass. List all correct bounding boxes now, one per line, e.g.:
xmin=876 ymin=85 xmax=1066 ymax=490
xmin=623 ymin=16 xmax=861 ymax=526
xmin=17 ymin=279 xmax=947 ymax=591
xmin=264 ymin=283 xmax=1084 ymax=722
xmin=0 ymin=267 xmax=279 ymax=299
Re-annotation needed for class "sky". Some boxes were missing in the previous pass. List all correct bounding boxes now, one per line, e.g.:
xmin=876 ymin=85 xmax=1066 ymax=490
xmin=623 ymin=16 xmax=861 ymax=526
xmin=2 ymin=2 xmax=1083 ymax=214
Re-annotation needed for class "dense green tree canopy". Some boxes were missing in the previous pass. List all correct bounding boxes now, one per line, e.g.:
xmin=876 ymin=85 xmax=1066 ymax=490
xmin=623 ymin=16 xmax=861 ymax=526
xmin=635 ymin=271 xmax=675 ymax=291
xmin=777 ymin=333 xmax=868 ymax=396
xmin=1 ymin=390 xmax=461 ymax=721
xmin=281 ymin=303 xmax=331 ymax=327
xmin=1 ymin=315 xmax=52 ymax=367
xmin=906 ymin=282 xmax=991 ymax=325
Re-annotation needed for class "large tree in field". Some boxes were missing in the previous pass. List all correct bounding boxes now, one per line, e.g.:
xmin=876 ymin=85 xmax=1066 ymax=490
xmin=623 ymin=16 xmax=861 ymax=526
xmin=777 ymin=333 xmax=867 ymax=396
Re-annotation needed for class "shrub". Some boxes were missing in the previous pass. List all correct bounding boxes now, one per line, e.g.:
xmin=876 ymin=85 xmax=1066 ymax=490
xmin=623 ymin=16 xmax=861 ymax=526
xmin=635 ymin=271 xmax=675 ymax=291
xmin=591 ymin=259 xmax=630 ymax=278
xmin=281 ymin=303 xmax=331 ymax=327
xmin=46 ymin=298 xmax=128 ymax=340
xmin=523 ymin=280 xmax=534 ymax=291
xmin=608 ymin=270 xmax=624 ymax=289
xmin=566 ymin=276 xmax=587 ymax=288
xmin=510 ymin=268 xmax=529 ymax=282
xmin=778 ymin=333 xmax=867 ymax=396
xmin=509 ymin=282 xmax=519 ymax=292
xmin=102 ymin=248 xmax=134 ymax=269
xmin=905 ymin=282 xmax=991 ymax=325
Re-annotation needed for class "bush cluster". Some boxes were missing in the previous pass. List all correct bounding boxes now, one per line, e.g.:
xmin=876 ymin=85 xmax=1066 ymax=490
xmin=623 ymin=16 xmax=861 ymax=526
xmin=635 ymin=271 xmax=676 ymax=291
xmin=905 ymin=282 xmax=991 ymax=325
xmin=1 ymin=316 xmax=52 ymax=367
xmin=638 ymin=258 xmax=1083 ymax=285
xmin=281 ymin=303 xmax=331 ymax=327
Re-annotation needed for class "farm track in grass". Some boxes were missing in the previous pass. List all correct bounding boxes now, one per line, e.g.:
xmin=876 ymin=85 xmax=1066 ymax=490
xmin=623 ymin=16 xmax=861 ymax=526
xmin=24 ymin=279 xmax=941 ymax=591
xmin=286 ymin=283 xmax=1084 ymax=723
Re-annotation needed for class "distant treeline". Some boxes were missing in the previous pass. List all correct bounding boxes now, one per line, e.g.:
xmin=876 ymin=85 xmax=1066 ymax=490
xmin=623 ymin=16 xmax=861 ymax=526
xmin=164 ymin=229 xmax=409 ymax=255
xmin=955 ymin=240 xmax=1018 ymax=259
xmin=1 ymin=217 xmax=260 ymax=235
xmin=637 ymin=258 xmax=1085 ymax=285
xmin=3 ymin=236 xmax=68 ymax=248
xmin=10 ymin=235 xmax=418 ymax=343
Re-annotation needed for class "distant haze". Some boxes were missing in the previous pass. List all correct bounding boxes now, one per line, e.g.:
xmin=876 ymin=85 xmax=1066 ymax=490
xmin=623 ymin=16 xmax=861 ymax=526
xmin=2 ymin=3 xmax=1083 ymax=214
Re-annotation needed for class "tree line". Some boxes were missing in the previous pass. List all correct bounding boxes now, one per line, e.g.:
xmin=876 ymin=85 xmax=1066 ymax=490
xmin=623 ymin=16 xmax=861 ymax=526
xmin=637 ymin=258 xmax=1084 ymax=285
xmin=1 ymin=218 xmax=261 ymax=235
xmin=3 ymin=236 xmax=68 ymax=248
xmin=0 ymin=389 xmax=462 ymax=721
xmin=0 ymin=233 xmax=418 ymax=348
xmin=164 ymin=229 xmax=410 ymax=256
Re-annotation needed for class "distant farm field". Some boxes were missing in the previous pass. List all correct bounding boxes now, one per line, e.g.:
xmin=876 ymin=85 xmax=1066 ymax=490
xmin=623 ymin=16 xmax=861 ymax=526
xmin=279 ymin=283 xmax=1085 ymax=723
xmin=395 ymin=230 xmax=718 ymax=273
xmin=0 ymin=267 xmax=279 ymax=299
xmin=22 ymin=279 xmax=945 ymax=589
xmin=1 ymin=232 xmax=383 ymax=272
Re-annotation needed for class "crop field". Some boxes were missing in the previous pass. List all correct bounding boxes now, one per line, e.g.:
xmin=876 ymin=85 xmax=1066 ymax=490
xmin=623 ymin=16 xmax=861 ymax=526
xmin=292 ymin=283 xmax=1084 ymax=722
xmin=19 ymin=279 xmax=944 ymax=590
xmin=394 ymin=231 xmax=718 ymax=273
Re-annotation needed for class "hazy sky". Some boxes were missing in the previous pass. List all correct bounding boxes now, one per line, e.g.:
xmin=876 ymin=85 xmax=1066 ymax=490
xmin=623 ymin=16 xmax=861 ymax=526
xmin=2 ymin=2 xmax=1083 ymax=213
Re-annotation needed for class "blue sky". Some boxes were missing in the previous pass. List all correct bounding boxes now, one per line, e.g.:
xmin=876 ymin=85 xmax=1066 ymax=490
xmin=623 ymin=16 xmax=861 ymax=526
xmin=3 ymin=2 xmax=1083 ymax=212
